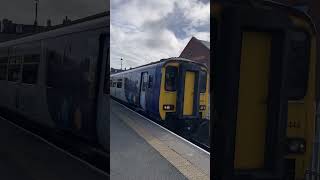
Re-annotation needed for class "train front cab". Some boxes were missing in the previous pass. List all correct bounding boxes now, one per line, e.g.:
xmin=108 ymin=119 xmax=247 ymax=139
xmin=212 ymin=1 xmax=318 ymax=180
xmin=159 ymin=60 xmax=209 ymax=132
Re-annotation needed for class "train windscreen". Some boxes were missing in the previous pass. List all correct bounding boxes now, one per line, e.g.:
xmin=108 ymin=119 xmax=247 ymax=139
xmin=165 ymin=66 xmax=177 ymax=91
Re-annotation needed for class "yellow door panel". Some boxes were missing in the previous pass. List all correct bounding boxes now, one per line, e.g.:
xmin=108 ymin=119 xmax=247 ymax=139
xmin=234 ymin=32 xmax=271 ymax=169
xmin=183 ymin=71 xmax=195 ymax=116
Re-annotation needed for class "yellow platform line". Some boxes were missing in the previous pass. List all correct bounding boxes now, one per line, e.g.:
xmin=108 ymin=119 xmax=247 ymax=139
xmin=118 ymin=112 xmax=209 ymax=180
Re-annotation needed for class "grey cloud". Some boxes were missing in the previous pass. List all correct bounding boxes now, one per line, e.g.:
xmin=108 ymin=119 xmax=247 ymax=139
xmin=110 ymin=0 xmax=209 ymax=69
xmin=141 ymin=19 xmax=171 ymax=49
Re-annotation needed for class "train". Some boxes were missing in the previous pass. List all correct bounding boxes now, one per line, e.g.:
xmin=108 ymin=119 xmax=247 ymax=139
xmin=212 ymin=0 xmax=319 ymax=179
xmin=110 ymin=57 xmax=209 ymax=132
xmin=0 ymin=13 xmax=109 ymax=154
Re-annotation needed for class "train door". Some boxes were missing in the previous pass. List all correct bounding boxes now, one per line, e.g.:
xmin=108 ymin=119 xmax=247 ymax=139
xmin=212 ymin=2 xmax=293 ymax=179
xmin=96 ymin=32 xmax=109 ymax=153
xmin=140 ymin=72 xmax=148 ymax=110
xmin=18 ymin=42 xmax=44 ymax=124
xmin=183 ymin=71 xmax=196 ymax=116
xmin=176 ymin=63 xmax=201 ymax=120
xmin=235 ymin=31 xmax=272 ymax=169
xmin=7 ymin=47 xmax=22 ymax=110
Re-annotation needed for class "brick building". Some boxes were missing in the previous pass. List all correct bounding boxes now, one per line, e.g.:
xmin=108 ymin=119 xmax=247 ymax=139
xmin=0 ymin=19 xmax=47 ymax=42
xmin=179 ymin=37 xmax=210 ymax=71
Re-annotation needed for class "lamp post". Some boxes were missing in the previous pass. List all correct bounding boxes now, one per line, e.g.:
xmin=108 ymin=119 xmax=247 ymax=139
xmin=120 ymin=58 xmax=123 ymax=70
xmin=34 ymin=0 xmax=39 ymax=26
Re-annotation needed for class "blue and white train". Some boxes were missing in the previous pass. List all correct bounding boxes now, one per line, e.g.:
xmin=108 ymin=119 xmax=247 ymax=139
xmin=110 ymin=57 xmax=209 ymax=131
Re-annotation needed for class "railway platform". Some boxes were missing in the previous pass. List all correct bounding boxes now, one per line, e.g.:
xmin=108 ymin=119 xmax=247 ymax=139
xmin=0 ymin=116 xmax=108 ymax=180
xmin=110 ymin=99 xmax=210 ymax=180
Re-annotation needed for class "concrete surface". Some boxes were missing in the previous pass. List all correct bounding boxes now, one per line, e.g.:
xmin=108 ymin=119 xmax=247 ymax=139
xmin=110 ymin=99 xmax=210 ymax=180
xmin=0 ymin=116 xmax=108 ymax=180
xmin=110 ymin=100 xmax=188 ymax=180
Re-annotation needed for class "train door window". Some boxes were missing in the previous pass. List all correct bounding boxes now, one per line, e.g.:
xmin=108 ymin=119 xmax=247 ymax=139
xmin=165 ymin=66 xmax=177 ymax=91
xmin=22 ymin=64 xmax=38 ymax=84
xmin=0 ymin=57 xmax=8 ymax=80
xmin=200 ymin=70 xmax=207 ymax=93
xmin=141 ymin=72 xmax=148 ymax=91
xmin=46 ymin=37 xmax=65 ymax=87
xmin=8 ymin=56 xmax=22 ymax=82
xmin=148 ymin=75 xmax=153 ymax=88
xmin=124 ymin=77 xmax=129 ymax=88
xmin=22 ymin=54 xmax=40 ymax=84
xmin=117 ymin=79 xmax=122 ymax=88
xmin=286 ymin=31 xmax=310 ymax=100
xmin=110 ymin=80 xmax=113 ymax=87
xmin=103 ymin=44 xmax=109 ymax=94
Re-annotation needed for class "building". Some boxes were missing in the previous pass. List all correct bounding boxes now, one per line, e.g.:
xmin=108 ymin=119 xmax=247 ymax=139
xmin=0 ymin=19 xmax=45 ymax=34
xmin=179 ymin=37 xmax=210 ymax=71
xmin=0 ymin=16 xmax=73 ymax=42
xmin=0 ymin=18 xmax=48 ymax=42
xmin=111 ymin=68 xmax=125 ymax=74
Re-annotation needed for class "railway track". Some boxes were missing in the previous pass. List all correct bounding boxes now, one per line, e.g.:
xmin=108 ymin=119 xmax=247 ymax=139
xmin=111 ymin=97 xmax=210 ymax=154
xmin=190 ymin=138 xmax=210 ymax=152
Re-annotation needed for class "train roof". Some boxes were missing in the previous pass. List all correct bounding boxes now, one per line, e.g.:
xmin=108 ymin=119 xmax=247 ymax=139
xmin=110 ymin=57 xmax=208 ymax=77
xmin=214 ymin=0 xmax=316 ymax=34
xmin=0 ymin=12 xmax=109 ymax=47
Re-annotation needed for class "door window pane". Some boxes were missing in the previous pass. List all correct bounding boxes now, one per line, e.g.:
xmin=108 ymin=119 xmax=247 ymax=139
xmin=148 ymin=75 xmax=153 ymax=88
xmin=22 ymin=64 xmax=38 ymax=84
xmin=0 ymin=57 xmax=8 ymax=80
xmin=286 ymin=31 xmax=310 ymax=100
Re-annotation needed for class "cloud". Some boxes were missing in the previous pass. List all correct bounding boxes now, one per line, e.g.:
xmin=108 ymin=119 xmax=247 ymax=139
xmin=110 ymin=0 xmax=210 ymax=69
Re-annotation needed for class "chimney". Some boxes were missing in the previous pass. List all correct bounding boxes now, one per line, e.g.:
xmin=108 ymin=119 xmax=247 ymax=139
xmin=63 ymin=16 xmax=71 ymax=25
xmin=47 ymin=19 xmax=52 ymax=27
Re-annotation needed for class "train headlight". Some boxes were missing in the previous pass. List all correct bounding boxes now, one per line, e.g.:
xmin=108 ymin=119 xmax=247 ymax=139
xmin=163 ymin=105 xmax=174 ymax=110
xmin=199 ymin=105 xmax=206 ymax=110
xmin=286 ymin=138 xmax=306 ymax=154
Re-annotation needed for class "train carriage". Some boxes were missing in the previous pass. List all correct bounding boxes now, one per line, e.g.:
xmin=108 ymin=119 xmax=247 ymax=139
xmin=0 ymin=13 xmax=109 ymax=155
xmin=110 ymin=58 xmax=209 ymax=132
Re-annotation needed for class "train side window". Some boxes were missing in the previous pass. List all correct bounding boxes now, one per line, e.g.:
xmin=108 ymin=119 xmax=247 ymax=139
xmin=0 ymin=57 xmax=8 ymax=80
xmin=113 ymin=82 xmax=116 ymax=87
xmin=110 ymin=80 xmax=113 ymax=87
xmin=24 ymin=54 xmax=40 ymax=63
xmin=117 ymin=82 xmax=122 ymax=88
xmin=286 ymin=31 xmax=310 ymax=99
xmin=148 ymin=75 xmax=153 ymax=88
xmin=165 ymin=66 xmax=177 ymax=91
xmin=8 ymin=56 xmax=21 ymax=82
xmin=200 ymin=70 xmax=207 ymax=93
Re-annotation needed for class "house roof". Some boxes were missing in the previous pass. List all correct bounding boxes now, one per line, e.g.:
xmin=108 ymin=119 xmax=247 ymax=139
xmin=199 ymin=39 xmax=210 ymax=49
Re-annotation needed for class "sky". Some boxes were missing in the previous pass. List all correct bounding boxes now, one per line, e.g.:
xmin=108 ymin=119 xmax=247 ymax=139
xmin=0 ymin=0 xmax=108 ymax=26
xmin=110 ymin=0 xmax=210 ymax=69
